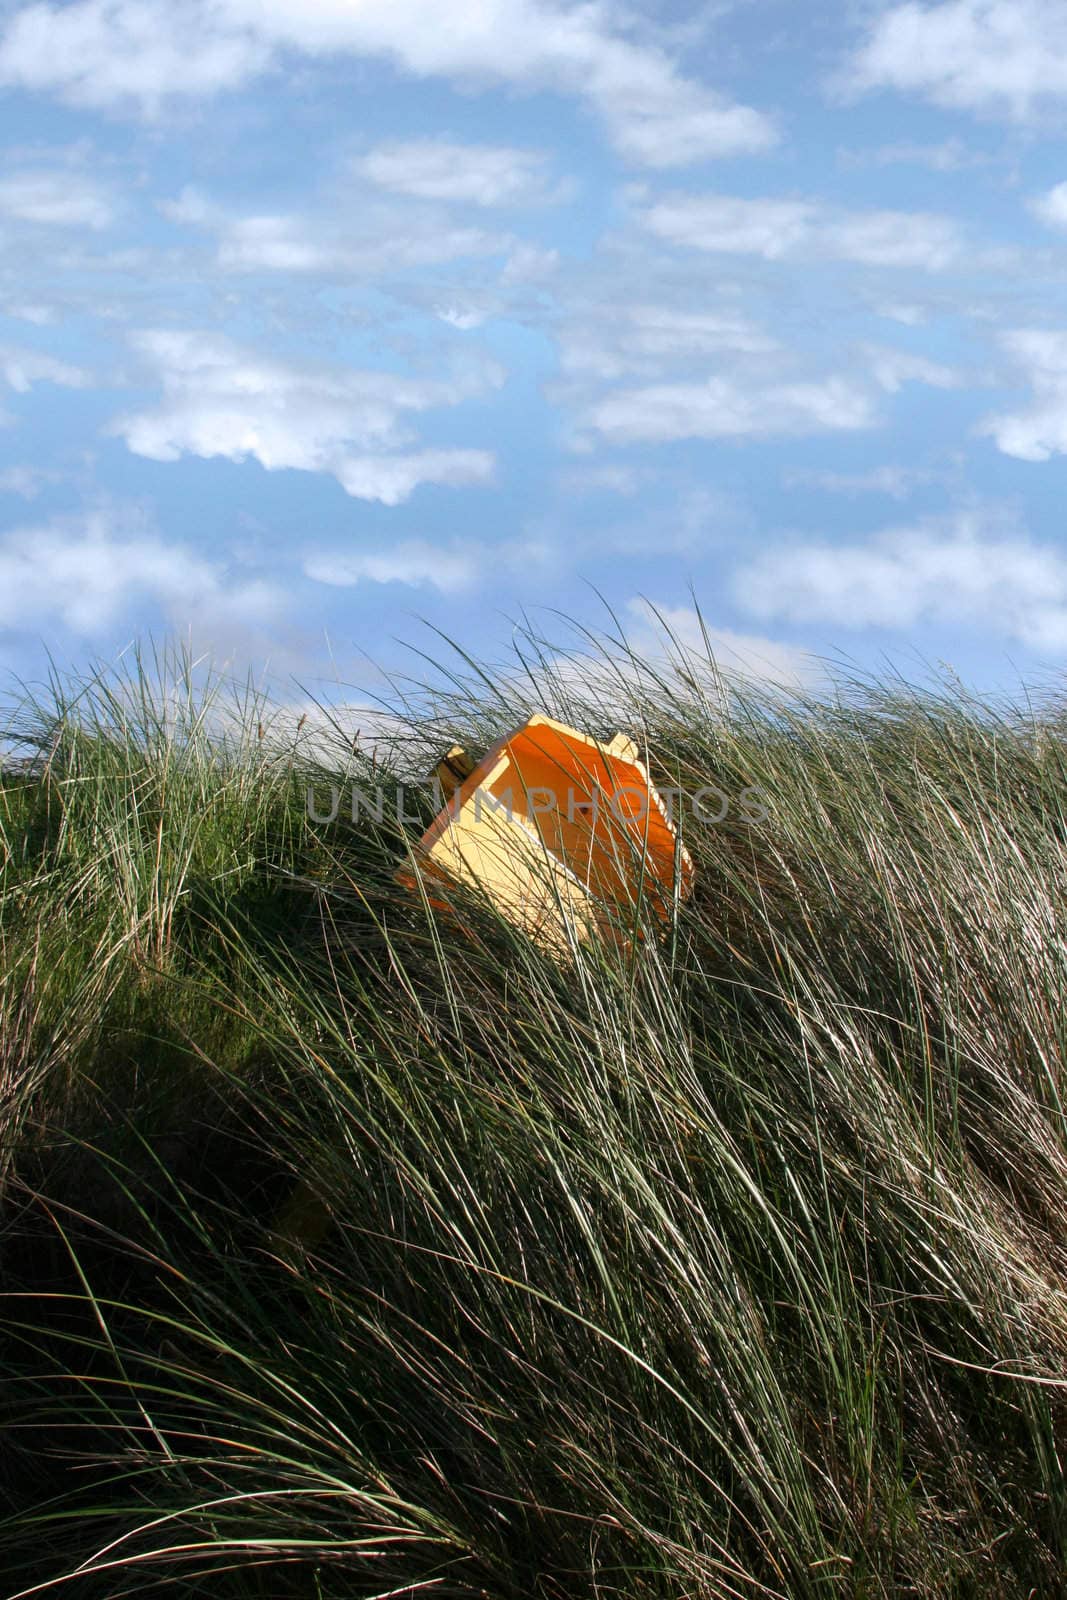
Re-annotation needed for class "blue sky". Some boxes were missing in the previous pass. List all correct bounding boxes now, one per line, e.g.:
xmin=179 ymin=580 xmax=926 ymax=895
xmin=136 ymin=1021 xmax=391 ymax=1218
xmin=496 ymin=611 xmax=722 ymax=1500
xmin=5 ymin=0 xmax=1067 ymax=709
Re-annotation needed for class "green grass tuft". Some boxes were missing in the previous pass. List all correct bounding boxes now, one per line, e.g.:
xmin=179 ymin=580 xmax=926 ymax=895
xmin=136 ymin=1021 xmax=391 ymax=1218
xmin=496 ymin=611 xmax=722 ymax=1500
xmin=2 ymin=625 xmax=1067 ymax=1597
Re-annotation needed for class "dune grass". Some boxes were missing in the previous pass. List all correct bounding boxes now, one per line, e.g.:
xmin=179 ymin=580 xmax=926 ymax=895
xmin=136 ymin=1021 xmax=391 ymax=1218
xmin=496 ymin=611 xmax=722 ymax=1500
xmin=2 ymin=626 xmax=1067 ymax=1597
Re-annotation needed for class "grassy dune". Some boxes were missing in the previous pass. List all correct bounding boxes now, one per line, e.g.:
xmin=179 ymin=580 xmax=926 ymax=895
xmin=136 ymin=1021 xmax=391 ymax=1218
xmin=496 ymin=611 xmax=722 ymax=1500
xmin=2 ymin=631 xmax=1067 ymax=1597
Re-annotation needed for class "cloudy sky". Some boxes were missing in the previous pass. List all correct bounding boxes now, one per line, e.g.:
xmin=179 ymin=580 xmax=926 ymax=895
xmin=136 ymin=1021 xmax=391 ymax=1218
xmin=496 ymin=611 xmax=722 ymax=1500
xmin=4 ymin=0 xmax=1067 ymax=702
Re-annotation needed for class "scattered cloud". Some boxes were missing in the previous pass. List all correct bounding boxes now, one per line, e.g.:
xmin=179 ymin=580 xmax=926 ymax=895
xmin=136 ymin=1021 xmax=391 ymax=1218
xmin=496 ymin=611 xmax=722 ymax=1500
xmin=581 ymin=373 xmax=877 ymax=446
xmin=542 ymin=250 xmax=967 ymax=452
xmin=557 ymin=463 xmax=646 ymax=497
xmin=110 ymin=329 xmax=501 ymax=504
xmin=547 ymin=254 xmax=972 ymax=456
xmin=0 ymin=506 xmax=283 ymax=636
xmin=634 ymin=189 xmax=965 ymax=270
xmin=304 ymin=534 xmax=551 ymax=593
xmin=523 ymin=479 xmax=748 ymax=567
xmin=874 ymin=302 xmax=929 ymax=327
xmin=732 ymin=507 xmax=1067 ymax=650
xmin=636 ymin=191 xmax=812 ymax=260
xmin=598 ymin=483 xmax=748 ymax=555
xmin=386 ymin=241 xmax=559 ymax=331
xmin=842 ymin=0 xmax=1067 ymax=121
xmin=0 ymin=302 xmax=57 ymax=326
xmin=0 ymin=344 xmax=91 ymax=393
xmin=980 ymin=327 xmax=1067 ymax=460
xmin=161 ymin=184 xmax=510 ymax=275
xmin=352 ymin=139 xmax=564 ymax=208
xmin=156 ymin=187 xmax=222 ymax=229
xmin=1029 ymin=180 xmax=1067 ymax=228
xmin=863 ymin=343 xmax=963 ymax=393
xmin=824 ymin=211 xmax=964 ymax=271
xmin=0 ymin=464 xmax=61 ymax=497
xmin=785 ymin=464 xmax=937 ymax=499
xmin=264 ymin=0 xmax=778 ymax=169
xmin=304 ymin=540 xmax=481 ymax=594
xmin=838 ymin=135 xmax=989 ymax=171
xmin=0 ymin=0 xmax=776 ymax=167
xmin=623 ymin=598 xmax=819 ymax=689
xmin=2 ymin=0 xmax=1064 ymax=693
xmin=595 ymin=69 xmax=774 ymax=169
xmin=0 ymin=2 xmax=269 ymax=113
xmin=331 ymin=452 xmax=497 ymax=504
xmin=557 ymin=302 xmax=779 ymax=382
xmin=534 ymin=599 xmax=819 ymax=713
xmin=499 ymin=240 xmax=559 ymax=282
xmin=0 ymin=166 xmax=116 ymax=228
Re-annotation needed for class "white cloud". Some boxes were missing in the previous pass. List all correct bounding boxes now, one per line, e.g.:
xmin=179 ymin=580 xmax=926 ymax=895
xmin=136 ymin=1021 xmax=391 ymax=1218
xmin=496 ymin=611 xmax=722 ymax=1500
xmin=875 ymin=302 xmax=929 ymax=326
xmin=1030 ymin=181 xmax=1067 ymax=228
xmin=110 ymin=329 xmax=501 ymax=504
xmin=304 ymin=533 xmax=550 ymax=593
xmin=785 ymin=464 xmax=936 ymax=499
xmin=0 ymin=344 xmax=90 ymax=393
xmin=333 ymin=452 xmax=497 ymax=503
xmin=305 ymin=540 xmax=481 ymax=594
xmin=251 ymin=0 xmax=778 ymax=168
xmin=162 ymin=185 xmax=509 ymax=275
xmin=435 ymin=305 xmax=491 ymax=332
xmin=595 ymin=67 xmax=774 ymax=168
xmin=0 ymin=302 xmax=57 ymax=326
xmin=544 ymin=257 xmax=927 ymax=451
xmin=0 ymin=167 xmax=116 ymax=228
xmin=524 ymin=479 xmax=747 ymax=563
xmin=156 ymin=186 xmax=213 ymax=227
xmin=353 ymin=139 xmax=560 ymax=208
xmin=732 ymin=508 xmax=1067 ymax=651
xmin=623 ymin=598 xmax=818 ymax=690
xmin=220 ymin=214 xmax=503 ymax=275
xmin=215 ymin=215 xmax=343 ymax=274
xmin=636 ymin=190 xmax=964 ymax=270
xmin=532 ymin=600 xmax=819 ymax=715
xmin=0 ymin=1 xmax=268 ymax=113
xmin=403 ymin=244 xmax=559 ymax=331
xmin=0 ymin=0 xmax=776 ymax=167
xmin=842 ymin=0 xmax=1067 ymax=120
xmin=863 ymin=343 xmax=963 ymax=392
xmin=558 ymin=302 xmax=778 ymax=382
xmin=557 ymin=463 xmax=645 ymax=497
xmin=499 ymin=240 xmax=559 ymax=283
xmin=583 ymin=373 xmax=877 ymax=445
xmin=0 ymin=464 xmax=59 ymax=497
xmin=821 ymin=211 xmax=962 ymax=270
xmin=838 ymin=135 xmax=986 ymax=171
xmin=638 ymin=192 xmax=814 ymax=260
xmin=0 ymin=507 xmax=283 ymax=635
xmin=980 ymin=327 xmax=1067 ymax=460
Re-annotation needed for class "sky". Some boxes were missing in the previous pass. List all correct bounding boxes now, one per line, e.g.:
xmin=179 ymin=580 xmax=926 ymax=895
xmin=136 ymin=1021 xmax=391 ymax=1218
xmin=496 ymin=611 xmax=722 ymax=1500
xmin=5 ymin=0 xmax=1067 ymax=712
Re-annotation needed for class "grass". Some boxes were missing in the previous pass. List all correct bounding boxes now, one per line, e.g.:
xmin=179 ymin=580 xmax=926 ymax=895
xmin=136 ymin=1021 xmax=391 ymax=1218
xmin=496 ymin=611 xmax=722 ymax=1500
xmin=2 ymin=624 xmax=1067 ymax=1597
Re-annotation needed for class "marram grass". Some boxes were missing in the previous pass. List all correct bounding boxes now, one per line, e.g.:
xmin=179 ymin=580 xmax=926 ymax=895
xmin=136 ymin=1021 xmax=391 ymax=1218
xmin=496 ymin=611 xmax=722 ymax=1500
xmin=2 ymin=628 xmax=1067 ymax=1597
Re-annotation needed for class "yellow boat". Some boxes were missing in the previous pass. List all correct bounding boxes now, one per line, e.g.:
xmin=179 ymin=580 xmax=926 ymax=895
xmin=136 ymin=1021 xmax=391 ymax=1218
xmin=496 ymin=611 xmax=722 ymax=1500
xmin=395 ymin=713 xmax=695 ymax=950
